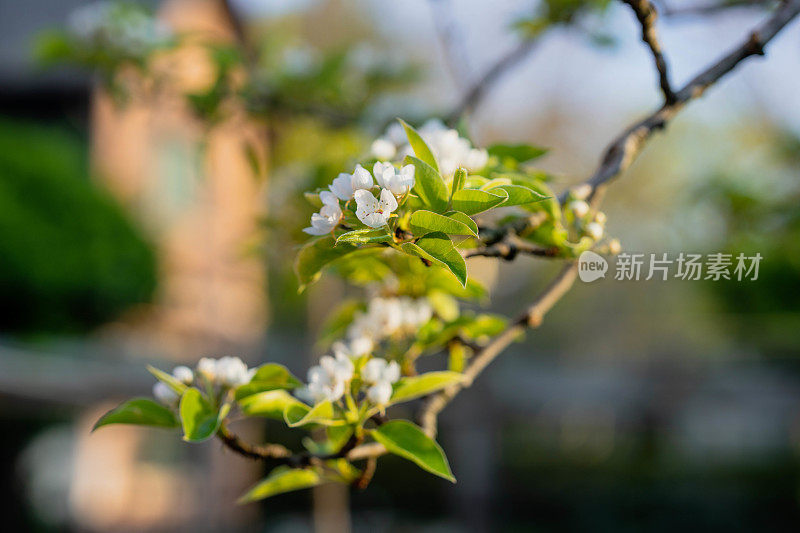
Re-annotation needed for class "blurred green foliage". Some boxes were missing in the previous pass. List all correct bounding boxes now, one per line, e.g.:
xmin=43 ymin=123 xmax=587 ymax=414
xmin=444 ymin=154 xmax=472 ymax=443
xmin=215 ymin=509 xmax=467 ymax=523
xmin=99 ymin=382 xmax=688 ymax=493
xmin=0 ymin=118 xmax=157 ymax=336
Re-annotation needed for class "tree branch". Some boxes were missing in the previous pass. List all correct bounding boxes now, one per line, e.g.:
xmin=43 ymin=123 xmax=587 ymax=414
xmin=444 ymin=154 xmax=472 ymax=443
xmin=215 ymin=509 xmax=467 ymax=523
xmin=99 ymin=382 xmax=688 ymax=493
xmin=418 ymin=263 xmax=579 ymax=436
xmin=622 ymin=0 xmax=676 ymax=103
xmin=445 ymin=37 xmax=540 ymax=125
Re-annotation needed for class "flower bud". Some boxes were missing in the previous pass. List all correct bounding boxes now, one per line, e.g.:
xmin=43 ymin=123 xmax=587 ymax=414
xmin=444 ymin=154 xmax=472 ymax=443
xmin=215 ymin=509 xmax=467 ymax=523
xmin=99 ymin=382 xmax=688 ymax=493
xmin=571 ymin=184 xmax=592 ymax=200
xmin=153 ymin=382 xmax=178 ymax=406
xmin=568 ymin=200 xmax=590 ymax=219
xmin=585 ymin=222 xmax=604 ymax=241
xmin=172 ymin=365 xmax=194 ymax=385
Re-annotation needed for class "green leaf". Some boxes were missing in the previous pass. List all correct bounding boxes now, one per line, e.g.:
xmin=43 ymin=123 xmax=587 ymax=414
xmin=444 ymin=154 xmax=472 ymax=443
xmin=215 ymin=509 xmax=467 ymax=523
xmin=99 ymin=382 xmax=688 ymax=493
xmin=450 ymin=188 xmax=508 ymax=215
xmin=371 ymin=421 xmax=455 ymax=482
xmin=93 ymin=398 xmax=178 ymax=431
xmin=295 ymin=236 xmax=357 ymax=290
xmin=390 ymin=372 xmax=464 ymax=405
xmin=409 ymin=210 xmax=478 ymax=238
xmin=444 ymin=211 xmax=479 ymax=237
xmin=240 ymin=390 xmax=307 ymax=419
xmin=179 ymin=388 xmax=228 ymax=442
xmin=284 ymin=400 xmax=343 ymax=428
xmin=238 ymin=466 xmax=321 ymax=503
xmin=488 ymin=184 xmax=546 ymax=207
xmin=147 ymin=365 xmax=188 ymax=396
xmin=451 ymin=167 xmax=467 ymax=201
xmin=405 ymin=155 xmax=448 ymax=213
xmin=235 ymin=365 xmax=302 ymax=401
xmin=336 ymin=227 xmax=392 ymax=245
xmin=402 ymin=232 xmax=467 ymax=287
xmin=400 ymin=119 xmax=439 ymax=173
xmin=488 ymin=143 xmax=548 ymax=163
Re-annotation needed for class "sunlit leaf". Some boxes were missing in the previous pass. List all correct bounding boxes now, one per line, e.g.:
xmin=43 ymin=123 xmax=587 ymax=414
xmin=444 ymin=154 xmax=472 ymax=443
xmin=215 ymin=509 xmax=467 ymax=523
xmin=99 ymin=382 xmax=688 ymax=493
xmin=400 ymin=119 xmax=439 ymax=173
xmin=450 ymin=188 xmax=508 ymax=215
xmin=240 ymin=390 xmax=307 ymax=420
xmin=402 ymin=232 xmax=467 ymax=287
xmin=179 ymin=388 xmax=228 ymax=442
xmin=389 ymin=372 xmax=465 ymax=405
xmin=93 ymin=398 xmax=178 ymax=431
xmin=410 ymin=210 xmax=478 ymax=238
xmin=147 ymin=365 xmax=187 ymax=396
xmin=488 ymin=143 xmax=548 ymax=163
xmin=336 ymin=227 xmax=393 ymax=245
xmin=295 ymin=236 xmax=357 ymax=290
xmin=238 ymin=466 xmax=321 ymax=503
xmin=371 ymin=421 xmax=455 ymax=482
xmin=284 ymin=399 xmax=344 ymax=427
xmin=488 ymin=184 xmax=547 ymax=207
xmin=405 ymin=155 xmax=448 ymax=212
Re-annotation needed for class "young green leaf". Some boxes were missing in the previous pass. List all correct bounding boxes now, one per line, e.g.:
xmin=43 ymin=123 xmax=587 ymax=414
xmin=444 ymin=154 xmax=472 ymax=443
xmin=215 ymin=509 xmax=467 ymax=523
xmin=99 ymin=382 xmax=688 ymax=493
xmin=444 ymin=211 xmax=479 ymax=237
xmin=238 ymin=390 xmax=308 ymax=419
xmin=93 ymin=398 xmax=178 ymax=431
xmin=401 ymin=232 xmax=467 ymax=287
xmin=238 ymin=467 xmax=321 ymax=503
xmin=399 ymin=119 xmax=439 ymax=173
xmin=284 ymin=399 xmax=343 ymax=428
xmin=410 ymin=210 xmax=478 ymax=238
xmin=179 ymin=388 xmax=228 ymax=442
xmin=295 ymin=236 xmax=358 ymax=290
xmin=405 ymin=155 xmax=448 ymax=213
xmin=488 ymin=184 xmax=546 ymax=207
xmin=450 ymin=188 xmax=508 ymax=215
xmin=147 ymin=365 xmax=188 ymax=396
xmin=451 ymin=167 xmax=467 ymax=201
xmin=336 ymin=227 xmax=393 ymax=245
xmin=371 ymin=420 xmax=455 ymax=482
xmin=389 ymin=372 xmax=465 ymax=405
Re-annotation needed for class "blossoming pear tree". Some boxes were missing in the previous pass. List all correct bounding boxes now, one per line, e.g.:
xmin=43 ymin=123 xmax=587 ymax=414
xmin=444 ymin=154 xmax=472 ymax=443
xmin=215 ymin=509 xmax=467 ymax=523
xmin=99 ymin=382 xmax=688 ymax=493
xmin=55 ymin=0 xmax=800 ymax=505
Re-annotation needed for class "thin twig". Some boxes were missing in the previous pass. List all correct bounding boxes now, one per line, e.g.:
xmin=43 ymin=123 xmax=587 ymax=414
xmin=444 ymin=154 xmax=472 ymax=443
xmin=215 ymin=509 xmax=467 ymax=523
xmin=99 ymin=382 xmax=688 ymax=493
xmin=418 ymin=263 xmax=579 ymax=436
xmin=217 ymin=423 xmax=294 ymax=462
xmin=463 ymin=240 xmax=562 ymax=260
xmin=622 ymin=0 xmax=676 ymax=103
xmin=662 ymin=0 xmax=769 ymax=18
xmin=445 ymin=37 xmax=540 ymax=125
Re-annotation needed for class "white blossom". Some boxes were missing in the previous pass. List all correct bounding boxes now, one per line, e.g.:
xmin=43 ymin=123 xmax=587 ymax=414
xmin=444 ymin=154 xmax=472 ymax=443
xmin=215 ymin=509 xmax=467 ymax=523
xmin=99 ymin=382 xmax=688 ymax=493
xmin=373 ymin=119 xmax=488 ymax=178
xmin=371 ymin=139 xmax=396 ymax=160
xmin=568 ymin=200 xmax=590 ymax=219
xmin=303 ymin=191 xmax=342 ymax=235
xmin=172 ymin=365 xmax=194 ymax=385
xmin=354 ymin=189 xmax=398 ymax=228
xmin=333 ymin=337 xmax=373 ymax=359
xmin=373 ymin=162 xmax=415 ymax=196
xmin=329 ymin=165 xmax=373 ymax=200
xmin=299 ymin=352 xmax=354 ymax=403
xmin=585 ymin=222 xmax=604 ymax=241
xmin=362 ymin=358 xmax=400 ymax=406
xmin=366 ymin=380 xmax=393 ymax=405
xmin=215 ymin=356 xmax=255 ymax=387
xmin=153 ymin=382 xmax=178 ymax=406
xmin=195 ymin=356 xmax=254 ymax=388
xmin=362 ymin=358 xmax=400 ymax=385
xmin=571 ymin=184 xmax=592 ymax=200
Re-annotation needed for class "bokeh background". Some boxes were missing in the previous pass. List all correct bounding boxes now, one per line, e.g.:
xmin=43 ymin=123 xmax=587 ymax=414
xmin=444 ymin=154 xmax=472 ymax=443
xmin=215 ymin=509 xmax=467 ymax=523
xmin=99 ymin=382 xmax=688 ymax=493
xmin=2 ymin=0 xmax=800 ymax=531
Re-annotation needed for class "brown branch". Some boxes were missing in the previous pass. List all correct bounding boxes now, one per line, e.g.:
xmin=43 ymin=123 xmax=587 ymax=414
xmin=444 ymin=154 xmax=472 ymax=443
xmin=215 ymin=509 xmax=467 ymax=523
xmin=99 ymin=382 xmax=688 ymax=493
xmin=217 ymin=423 xmax=294 ymax=462
xmin=546 ymin=0 xmax=800 ymax=206
xmin=445 ymin=37 xmax=540 ymax=125
xmin=353 ymin=457 xmax=378 ymax=489
xmin=622 ymin=0 xmax=676 ymax=103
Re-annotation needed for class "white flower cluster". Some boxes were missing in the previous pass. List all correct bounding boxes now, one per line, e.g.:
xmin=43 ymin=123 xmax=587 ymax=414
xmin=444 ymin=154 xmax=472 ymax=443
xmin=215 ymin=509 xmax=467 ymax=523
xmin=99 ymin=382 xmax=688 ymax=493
xmin=68 ymin=2 xmax=172 ymax=57
xmin=346 ymin=296 xmax=433 ymax=348
xmin=297 ymin=352 xmax=354 ymax=403
xmin=362 ymin=358 xmax=400 ymax=405
xmin=304 ymin=162 xmax=415 ymax=234
xmin=152 ymin=357 xmax=255 ymax=406
xmin=371 ymin=119 xmax=488 ymax=178
xmin=566 ymin=186 xmax=606 ymax=241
